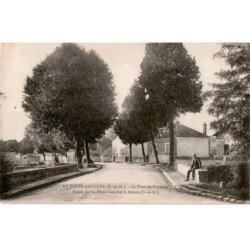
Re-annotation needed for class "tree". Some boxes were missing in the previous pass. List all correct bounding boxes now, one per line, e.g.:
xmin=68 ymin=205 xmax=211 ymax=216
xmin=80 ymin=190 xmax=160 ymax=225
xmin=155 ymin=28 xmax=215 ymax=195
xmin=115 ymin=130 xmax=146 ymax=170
xmin=207 ymin=44 xmax=250 ymax=160
xmin=114 ymin=112 xmax=135 ymax=162
xmin=97 ymin=136 xmax=112 ymax=156
xmin=0 ymin=139 xmax=19 ymax=153
xmin=140 ymin=43 xmax=203 ymax=167
xmin=19 ymin=136 xmax=35 ymax=155
xmin=122 ymin=80 xmax=158 ymax=163
xmin=22 ymin=43 xmax=118 ymax=167
xmin=4 ymin=140 xmax=19 ymax=153
xmin=24 ymin=124 xmax=72 ymax=161
xmin=115 ymin=80 xmax=159 ymax=163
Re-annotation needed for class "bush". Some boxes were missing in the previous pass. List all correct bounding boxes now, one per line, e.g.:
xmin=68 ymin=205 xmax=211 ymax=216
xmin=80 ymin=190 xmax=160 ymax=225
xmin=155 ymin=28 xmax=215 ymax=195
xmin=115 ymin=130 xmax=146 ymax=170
xmin=0 ymin=152 xmax=15 ymax=194
xmin=207 ymin=165 xmax=234 ymax=183
xmin=207 ymin=162 xmax=249 ymax=199
xmin=226 ymin=162 xmax=249 ymax=199
xmin=0 ymin=152 xmax=15 ymax=173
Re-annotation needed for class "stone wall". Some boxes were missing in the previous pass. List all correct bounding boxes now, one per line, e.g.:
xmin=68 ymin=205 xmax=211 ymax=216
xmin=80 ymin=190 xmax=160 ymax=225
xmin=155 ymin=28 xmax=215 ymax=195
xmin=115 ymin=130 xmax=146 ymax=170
xmin=0 ymin=164 xmax=78 ymax=193
xmin=177 ymin=164 xmax=208 ymax=183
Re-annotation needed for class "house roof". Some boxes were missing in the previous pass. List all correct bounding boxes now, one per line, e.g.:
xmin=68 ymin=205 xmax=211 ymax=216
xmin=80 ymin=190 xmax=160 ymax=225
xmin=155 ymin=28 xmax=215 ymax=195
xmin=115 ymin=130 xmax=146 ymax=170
xmin=111 ymin=123 xmax=209 ymax=141
xmin=158 ymin=123 xmax=209 ymax=138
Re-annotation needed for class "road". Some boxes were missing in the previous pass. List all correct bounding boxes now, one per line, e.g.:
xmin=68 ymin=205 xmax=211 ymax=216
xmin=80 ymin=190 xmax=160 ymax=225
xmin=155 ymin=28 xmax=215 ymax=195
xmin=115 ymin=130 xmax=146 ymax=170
xmin=5 ymin=162 xmax=223 ymax=204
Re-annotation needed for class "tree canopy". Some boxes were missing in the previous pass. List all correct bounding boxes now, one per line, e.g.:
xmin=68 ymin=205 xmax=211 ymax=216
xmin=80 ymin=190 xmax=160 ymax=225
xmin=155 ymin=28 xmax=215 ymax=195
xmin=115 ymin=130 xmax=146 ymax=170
xmin=139 ymin=43 xmax=203 ymax=166
xmin=0 ymin=139 xmax=19 ymax=153
xmin=140 ymin=43 xmax=203 ymax=119
xmin=122 ymin=82 xmax=152 ymax=145
xmin=114 ymin=112 xmax=135 ymax=146
xmin=115 ymin=80 xmax=158 ymax=162
xmin=208 ymin=44 xmax=250 ymax=159
xmin=24 ymin=124 xmax=72 ymax=158
xmin=22 ymin=43 xmax=118 ymax=166
xmin=18 ymin=136 xmax=35 ymax=155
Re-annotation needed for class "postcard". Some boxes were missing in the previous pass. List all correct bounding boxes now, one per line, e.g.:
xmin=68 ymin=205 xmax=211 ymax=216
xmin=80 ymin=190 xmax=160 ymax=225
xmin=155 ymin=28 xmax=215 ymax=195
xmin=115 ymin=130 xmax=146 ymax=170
xmin=0 ymin=43 xmax=249 ymax=204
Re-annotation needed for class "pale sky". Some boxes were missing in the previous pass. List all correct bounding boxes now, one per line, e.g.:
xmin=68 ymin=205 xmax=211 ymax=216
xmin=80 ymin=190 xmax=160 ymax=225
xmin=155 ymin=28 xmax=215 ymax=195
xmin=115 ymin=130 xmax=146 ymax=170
xmin=0 ymin=43 xmax=225 ymax=141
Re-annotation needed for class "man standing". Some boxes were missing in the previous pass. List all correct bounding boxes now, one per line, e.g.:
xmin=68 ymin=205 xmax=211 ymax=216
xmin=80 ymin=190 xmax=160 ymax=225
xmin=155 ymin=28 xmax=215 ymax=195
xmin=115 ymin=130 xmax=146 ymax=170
xmin=185 ymin=154 xmax=202 ymax=181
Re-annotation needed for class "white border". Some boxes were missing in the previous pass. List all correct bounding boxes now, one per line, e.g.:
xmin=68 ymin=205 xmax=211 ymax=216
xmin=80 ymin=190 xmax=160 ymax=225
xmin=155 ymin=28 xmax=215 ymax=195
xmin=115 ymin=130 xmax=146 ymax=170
xmin=0 ymin=1 xmax=249 ymax=250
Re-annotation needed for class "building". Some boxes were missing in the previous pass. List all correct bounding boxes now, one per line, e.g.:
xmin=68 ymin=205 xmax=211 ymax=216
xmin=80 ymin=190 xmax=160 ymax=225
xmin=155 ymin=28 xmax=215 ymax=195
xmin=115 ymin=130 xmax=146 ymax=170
xmin=148 ymin=122 xmax=210 ymax=163
xmin=209 ymin=132 xmax=234 ymax=158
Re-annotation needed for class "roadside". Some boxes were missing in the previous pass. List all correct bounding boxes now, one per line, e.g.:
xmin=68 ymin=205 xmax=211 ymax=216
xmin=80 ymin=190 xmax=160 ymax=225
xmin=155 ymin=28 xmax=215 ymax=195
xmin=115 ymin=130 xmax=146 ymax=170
xmin=160 ymin=167 xmax=246 ymax=204
xmin=3 ymin=162 xmax=224 ymax=204
xmin=1 ymin=165 xmax=102 ymax=200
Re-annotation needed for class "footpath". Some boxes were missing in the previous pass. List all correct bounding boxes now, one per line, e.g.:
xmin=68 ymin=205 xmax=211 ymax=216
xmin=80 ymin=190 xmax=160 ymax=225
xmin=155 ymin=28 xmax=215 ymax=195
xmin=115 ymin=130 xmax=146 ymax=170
xmin=1 ymin=166 xmax=102 ymax=199
xmin=160 ymin=166 xmax=245 ymax=204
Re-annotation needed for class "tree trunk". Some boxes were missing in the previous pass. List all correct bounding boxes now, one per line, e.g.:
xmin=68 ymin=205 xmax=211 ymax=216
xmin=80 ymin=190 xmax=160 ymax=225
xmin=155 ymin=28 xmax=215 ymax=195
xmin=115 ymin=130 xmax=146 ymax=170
xmin=141 ymin=142 xmax=146 ymax=163
xmin=129 ymin=143 xmax=132 ymax=162
xmin=84 ymin=140 xmax=91 ymax=166
xmin=75 ymin=141 xmax=83 ymax=168
xmin=150 ymin=132 xmax=159 ymax=164
xmin=42 ymin=152 xmax=46 ymax=162
xmin=169 ymin=117 xmax=176 ymax=169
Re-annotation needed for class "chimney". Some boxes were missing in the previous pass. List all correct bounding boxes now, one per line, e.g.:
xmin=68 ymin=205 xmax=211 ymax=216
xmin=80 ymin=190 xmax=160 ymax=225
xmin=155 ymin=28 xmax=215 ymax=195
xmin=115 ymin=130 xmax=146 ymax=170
xmin=203 ymin=122 xmax=207 ymax=135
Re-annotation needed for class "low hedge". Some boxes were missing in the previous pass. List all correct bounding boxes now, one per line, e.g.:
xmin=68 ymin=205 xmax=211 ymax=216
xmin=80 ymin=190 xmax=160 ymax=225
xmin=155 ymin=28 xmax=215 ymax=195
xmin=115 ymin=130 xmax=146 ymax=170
xmin=0 ymin=152 xmax=15 ymax=174
xmin=1 ymin=164 xmax=78 ymax=194
xmin=206 ymin=162 xmax=249 ymax=199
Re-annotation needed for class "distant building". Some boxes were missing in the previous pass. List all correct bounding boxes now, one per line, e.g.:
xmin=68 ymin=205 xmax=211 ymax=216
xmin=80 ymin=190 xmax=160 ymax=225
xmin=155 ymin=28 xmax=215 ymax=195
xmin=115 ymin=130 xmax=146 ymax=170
xmin=111 ymin=122 xmax=211 ymax=164
xmin=209 ymin=132 xmax=234 ymax=158
xmin=148 ymin=122 xmax=210 ymax=163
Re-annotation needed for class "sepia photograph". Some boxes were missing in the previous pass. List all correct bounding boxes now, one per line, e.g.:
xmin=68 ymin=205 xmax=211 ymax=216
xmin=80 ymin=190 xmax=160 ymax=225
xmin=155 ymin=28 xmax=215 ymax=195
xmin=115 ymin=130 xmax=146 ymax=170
xmin=0 ymin=42 xmax=249 ymax=204
xmin=0 ymin=1 xmax=249 ymax=249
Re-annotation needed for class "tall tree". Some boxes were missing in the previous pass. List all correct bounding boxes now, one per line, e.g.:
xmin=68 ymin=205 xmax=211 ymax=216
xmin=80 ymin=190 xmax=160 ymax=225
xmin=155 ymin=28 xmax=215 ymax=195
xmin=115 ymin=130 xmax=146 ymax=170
xmin=115 ymin=80 xmax=160 ymax=163
xmin=207 ymin=44 xmax=250 ymax=160
xmin=123 ymin=80 xmax=159 ymax=163
xmin=114 ymin=112 xmax=135 ymax=162
xmin=140 ymin=43 xmax=203 ymax=168
xmin=22 ymin=44 xmax=118 ymax=168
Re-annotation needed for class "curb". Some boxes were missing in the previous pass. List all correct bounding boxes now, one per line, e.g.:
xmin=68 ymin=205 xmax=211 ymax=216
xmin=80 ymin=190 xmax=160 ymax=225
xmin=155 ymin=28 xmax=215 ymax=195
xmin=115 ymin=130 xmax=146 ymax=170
xmin=1 ymin=166 xmax=102 ymax=199
xmin=161 ymin=169 xmax=178 ymax=188
xmin=160 ymin=169 xmax=245 ymax=204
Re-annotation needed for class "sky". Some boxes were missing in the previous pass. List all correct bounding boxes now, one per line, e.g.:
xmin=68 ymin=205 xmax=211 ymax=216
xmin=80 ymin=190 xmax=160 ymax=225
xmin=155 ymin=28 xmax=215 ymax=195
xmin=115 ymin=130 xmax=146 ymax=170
xmin=0 ymin=43 xmax=225 ymax=141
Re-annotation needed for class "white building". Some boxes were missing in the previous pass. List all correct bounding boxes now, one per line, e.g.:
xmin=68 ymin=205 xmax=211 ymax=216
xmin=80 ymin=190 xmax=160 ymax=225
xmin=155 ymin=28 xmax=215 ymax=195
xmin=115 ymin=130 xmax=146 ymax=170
xmin=148 ymin=122 xmax=210 ymax=163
